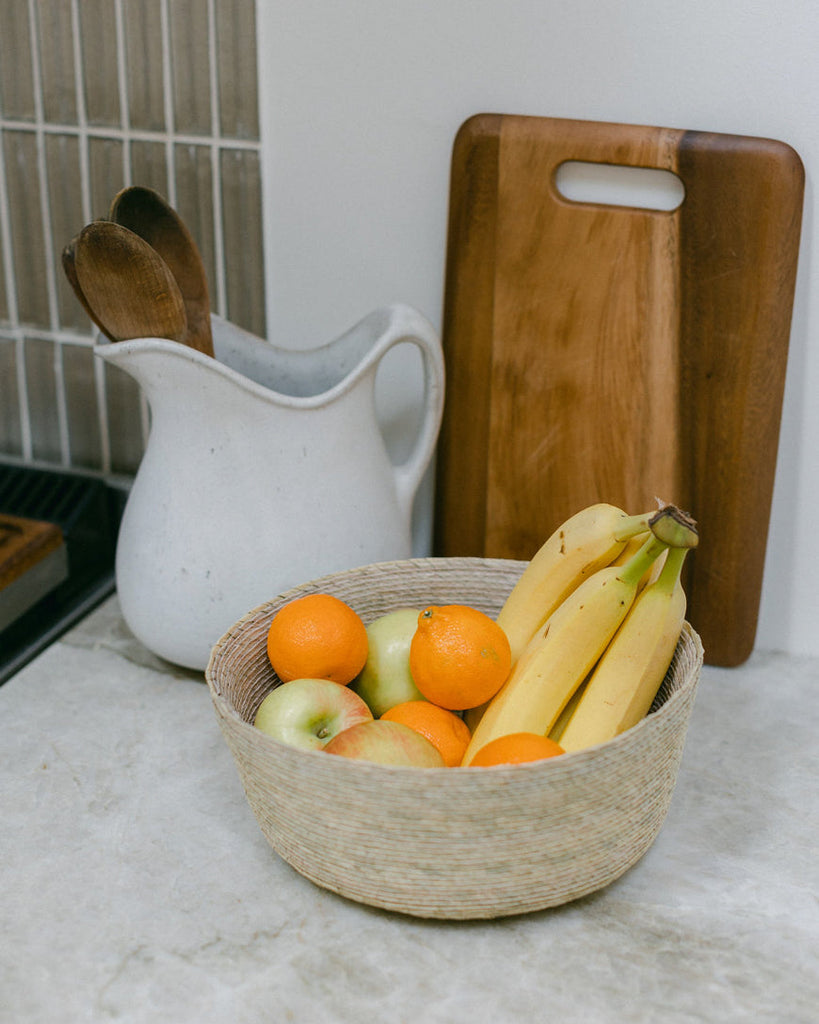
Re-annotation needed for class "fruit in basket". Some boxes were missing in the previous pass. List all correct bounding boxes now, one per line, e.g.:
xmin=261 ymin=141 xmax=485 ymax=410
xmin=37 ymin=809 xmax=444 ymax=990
xmin=461 ymin=505 xmax=698 ymax=765
xmin=266 ymin=593 xmax=368 ymax=685
xmin=497 ymin=503 xmax=656 ymax=665
xmin=469 ymin=733 xmax=565 ymax=767
xmin=254 ymin=677 xmax=373 ymax=751
xmin=381 ymin=700 xmax=471 ymax=767
xmin=409 ymin=604 xmax=511 ymax=711
xmin=558 ymin=545 xmax=689 ymax=752
xmin=324 ymin=719 xmax=445 ymax=767
xmin=350 ymin=608 xmax=425 ymax=716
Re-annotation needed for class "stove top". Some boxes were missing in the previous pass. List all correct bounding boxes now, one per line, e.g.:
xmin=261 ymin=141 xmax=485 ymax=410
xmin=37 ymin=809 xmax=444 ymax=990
xmin=0 ymin=463 xmax=127 ymax=683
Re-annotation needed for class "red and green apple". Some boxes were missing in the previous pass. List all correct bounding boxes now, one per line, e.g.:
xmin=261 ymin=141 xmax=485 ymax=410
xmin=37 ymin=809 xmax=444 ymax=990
xmin=253 ymin=677 xmax=373 ymax=751
xmin=323 ymin=719 xmax=445 ymax=767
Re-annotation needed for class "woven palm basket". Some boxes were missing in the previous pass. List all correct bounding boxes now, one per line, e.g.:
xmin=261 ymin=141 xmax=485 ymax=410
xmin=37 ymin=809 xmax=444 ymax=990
xmin=206 ymin=557 xmax=704 ymax=920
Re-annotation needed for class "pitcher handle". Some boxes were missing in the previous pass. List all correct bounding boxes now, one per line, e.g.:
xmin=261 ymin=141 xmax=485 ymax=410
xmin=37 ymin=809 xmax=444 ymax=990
xmin=370 ymin=303 xmax=445 ymax=519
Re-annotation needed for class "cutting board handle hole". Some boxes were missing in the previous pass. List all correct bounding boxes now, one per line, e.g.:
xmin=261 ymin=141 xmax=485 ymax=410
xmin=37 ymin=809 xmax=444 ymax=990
xmin=554 ymin=161 xmax=685 ymax=211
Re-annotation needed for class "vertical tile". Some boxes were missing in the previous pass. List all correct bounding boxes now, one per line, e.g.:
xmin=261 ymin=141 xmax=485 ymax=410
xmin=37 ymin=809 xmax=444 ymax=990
xmin=24 ymin=336 xmax=62 ymax=462
xmin=79 ymin=0 xmax=121 ymax=128
xmin=45 ymin=133 xmax=88 ymax=331
xmin=123 ymin=0 xmax=165 ymax=132
xmin=220 ymin=147 xmax=265 ymax=337
xmin=3 ymin=131 xmax=50 ymax=328
xmin=35 ymin=0 xmax=78 ymax=124
xmin=63 ymin=341 xmax=101 ymax=468
xmin=0 ymin=0 xmax=264 ymax=475
xmin=0 ymin=337 xmax=23 ymax=457
xmin=0 ymin=231 xmax=8 ymax=323
xmin=0 ymin=0 xmax=36 ymax=120
xmin=170 ymin=0 xmax=211 ymax=135
xmin=88 ymin=136 xmax=125 ymax=219
xmin=174 ymin=143 xmax=215 ymax=305
xmin=105 ymin=363 xmax=145 ymax=475
xmin=129 ymin=139 xmax=169 ymax=196
xmin=215 ymin=0 xmax=259 ymax=140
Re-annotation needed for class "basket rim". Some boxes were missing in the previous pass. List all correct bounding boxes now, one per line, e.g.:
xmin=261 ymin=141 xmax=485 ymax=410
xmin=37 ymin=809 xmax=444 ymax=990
xmin=205 ymin=554 xmax=705 ymax=778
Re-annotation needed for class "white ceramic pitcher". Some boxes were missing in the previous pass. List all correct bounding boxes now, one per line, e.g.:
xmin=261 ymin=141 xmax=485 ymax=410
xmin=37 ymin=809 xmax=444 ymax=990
xmin=96 ymin=304 xmax=445 ymax=670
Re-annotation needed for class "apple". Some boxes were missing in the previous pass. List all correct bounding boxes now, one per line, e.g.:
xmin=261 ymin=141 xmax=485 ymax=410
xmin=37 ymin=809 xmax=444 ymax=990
xmin=253 ymin=678 xmax=373 ymax=751
xmin=350 ymin=608 xmax=425 ymax=716
xmin=323 ymin=719 xmax=445 ymax=767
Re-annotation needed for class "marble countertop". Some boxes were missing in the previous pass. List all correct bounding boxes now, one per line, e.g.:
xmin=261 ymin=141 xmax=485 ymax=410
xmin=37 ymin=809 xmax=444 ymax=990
xmin=2 ymin=595 xmax=817 ymax=1023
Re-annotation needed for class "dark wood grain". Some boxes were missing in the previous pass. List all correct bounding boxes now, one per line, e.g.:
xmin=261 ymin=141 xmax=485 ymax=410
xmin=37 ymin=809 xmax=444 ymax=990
xmin=434 ymin=114 xmax=804 ymax=667
xmin=434 ymin=114 xmax=503 ymax=556
xmin=675 ymin=131 xmax=804 ymax=664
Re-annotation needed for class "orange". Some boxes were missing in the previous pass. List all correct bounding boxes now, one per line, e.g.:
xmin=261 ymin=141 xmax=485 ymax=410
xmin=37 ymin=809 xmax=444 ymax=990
xmin=469 ymin=732 xmax=565 ymax=767
xmin=266 ymin=593 xmax=368 ymax=685
xmin=381 ymin=700 xmax=472 ymax=768
xmin=409 ymin=604 xmax=512 ymax=711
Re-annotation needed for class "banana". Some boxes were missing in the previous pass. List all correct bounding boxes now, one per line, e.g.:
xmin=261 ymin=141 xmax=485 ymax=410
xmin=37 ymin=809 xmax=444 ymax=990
xmin=496 ymin=503 xmax=655 ymax=666
xmin=612 ymin=532 xmax=666 ymax=590
xmin=611 ymin=533 xmax=648 ymax=565
xmin=547 ymin=674 xmax=589 ymax=743
xmin=558 ymin=545 xmax=688 ymax=752
xmin=467 ymin=522 xmax=651 ymax=736
xmin=461 ymin=533 xmax=669 ymax=765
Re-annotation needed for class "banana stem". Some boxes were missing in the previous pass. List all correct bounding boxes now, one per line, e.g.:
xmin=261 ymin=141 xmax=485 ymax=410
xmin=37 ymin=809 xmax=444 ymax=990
xmin=616 ymin=535 xmax=668 ymax=586
xmin=612 ymin=511 xmax=653 ymax=543
xmin=649 ymin=504 xmax=699 ymax=548
xmin=653 ymin=545 xmax=688 ymax=595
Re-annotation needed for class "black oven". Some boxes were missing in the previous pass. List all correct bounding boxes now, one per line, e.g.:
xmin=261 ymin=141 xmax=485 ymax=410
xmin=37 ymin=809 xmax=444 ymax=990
xmin=0 ymin=462 xmax=126 ymax=683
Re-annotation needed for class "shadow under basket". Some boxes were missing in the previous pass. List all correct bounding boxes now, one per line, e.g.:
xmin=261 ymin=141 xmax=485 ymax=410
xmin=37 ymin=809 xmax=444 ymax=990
xmin=206 ymin=557 xmax=704 ymax=920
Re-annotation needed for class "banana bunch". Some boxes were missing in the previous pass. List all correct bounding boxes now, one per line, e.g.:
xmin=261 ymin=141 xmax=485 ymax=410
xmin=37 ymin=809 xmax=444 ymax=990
xmin=496 ymin=503 xmax=656 ymax=665
xmin=556 ymin=543 xmax=688 ymax=751
xmin=461 ymin=502 xmax=698 ymax=766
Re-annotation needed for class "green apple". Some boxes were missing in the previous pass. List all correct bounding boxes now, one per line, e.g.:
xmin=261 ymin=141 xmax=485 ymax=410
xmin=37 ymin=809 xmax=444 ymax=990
xmin=254 ymin=678 xmax=373 ymax=751
xmin=350 ymin=608 xmax=424 ymax=716
xmin=323 ymin=719 xmax=445 ymax=767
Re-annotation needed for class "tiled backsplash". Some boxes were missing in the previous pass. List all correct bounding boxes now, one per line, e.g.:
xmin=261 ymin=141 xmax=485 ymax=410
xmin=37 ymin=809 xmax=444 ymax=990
xmin=0 ymin=0 xmax=264 ymax=476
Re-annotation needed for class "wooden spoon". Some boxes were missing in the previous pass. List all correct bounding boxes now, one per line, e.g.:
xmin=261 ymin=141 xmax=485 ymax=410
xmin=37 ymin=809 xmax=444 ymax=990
xmin=70 ymin=221 xmax=188 ymax=343
xmin=109 ymin=186 xmax=214 ymax=356
xmin=61 ymin=238 xmax=116 ymax=341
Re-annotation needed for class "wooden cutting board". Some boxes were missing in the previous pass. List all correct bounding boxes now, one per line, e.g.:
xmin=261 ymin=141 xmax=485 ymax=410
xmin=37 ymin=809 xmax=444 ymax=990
xmin=434 ymin=114 xmax=804 ymax=667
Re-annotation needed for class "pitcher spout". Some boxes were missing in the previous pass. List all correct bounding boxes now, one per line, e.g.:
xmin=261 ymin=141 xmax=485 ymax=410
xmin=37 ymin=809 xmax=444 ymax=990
xmin=94 ymin=334 xmax=215 ymax=397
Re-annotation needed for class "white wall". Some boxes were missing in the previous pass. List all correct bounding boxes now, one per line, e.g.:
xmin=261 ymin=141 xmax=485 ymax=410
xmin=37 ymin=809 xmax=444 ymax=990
xmin=256 ymin=0 xmax=819 ymax=658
